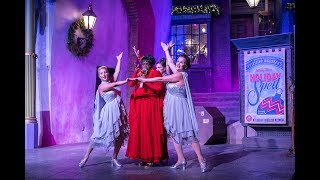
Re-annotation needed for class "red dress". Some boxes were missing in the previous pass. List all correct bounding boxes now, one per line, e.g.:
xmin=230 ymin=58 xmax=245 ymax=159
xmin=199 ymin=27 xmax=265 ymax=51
xmin=125 ymin=68 xmax=168 ymax=163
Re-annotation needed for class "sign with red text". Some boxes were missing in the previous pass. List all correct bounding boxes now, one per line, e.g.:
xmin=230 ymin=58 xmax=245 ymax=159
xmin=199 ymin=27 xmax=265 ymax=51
xmin=244 ymin=48 xmax=286 ymax=124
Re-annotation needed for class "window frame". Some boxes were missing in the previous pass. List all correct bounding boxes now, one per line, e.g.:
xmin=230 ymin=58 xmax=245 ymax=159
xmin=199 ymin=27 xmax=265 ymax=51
xmin=171 ymin=14 xmax=212 ymax=68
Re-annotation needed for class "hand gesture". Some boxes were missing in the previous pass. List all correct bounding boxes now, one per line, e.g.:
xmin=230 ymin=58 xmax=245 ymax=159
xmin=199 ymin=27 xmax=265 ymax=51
xmin=132 ymin=46 xmax=140 ymax=58
xmin=160 ymin=42 xmax=168 ymax=51
xmin=161 ymin=42 xmax=174 ymax=52
xmin=134 ymin=64 xmax=140 ymax=72
xmin=128 ymin=78 xmax=137 ymax=81
xmin=137 ymin=77 xmax=146 ymax=82
xmin=168 ymin=41 xmax=174 ymax=49
xmin=116 ymin=52 xmax=123 ymax=61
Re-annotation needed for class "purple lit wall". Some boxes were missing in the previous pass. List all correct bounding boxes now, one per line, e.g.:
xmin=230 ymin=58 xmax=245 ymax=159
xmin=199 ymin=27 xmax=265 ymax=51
xmin=150 ymin=0 xmax=172 ymax=60
xmin=211 ymin=0 xmax=232 ymax=92
xmin=50 ymin=0 xmax=129 ymax=145
xmin=45 ymin=0 xmax=172 ymax=146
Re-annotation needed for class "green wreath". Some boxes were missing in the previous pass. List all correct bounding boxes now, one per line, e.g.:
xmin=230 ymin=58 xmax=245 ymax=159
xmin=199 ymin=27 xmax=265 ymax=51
xmin=66 ymin=18 xmax=94 ymax=58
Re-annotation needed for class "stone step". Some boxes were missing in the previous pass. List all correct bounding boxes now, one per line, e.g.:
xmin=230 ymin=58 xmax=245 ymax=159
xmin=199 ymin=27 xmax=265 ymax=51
xmin=194 ymin=101 xmax=240 ymax=107
xmin=192 ymin=92 xmax=239 ymax=98
xmin=193 ymin=96 xmax=240 ymax=102
xmin=217 ymin=106 xmax=240 ymax=112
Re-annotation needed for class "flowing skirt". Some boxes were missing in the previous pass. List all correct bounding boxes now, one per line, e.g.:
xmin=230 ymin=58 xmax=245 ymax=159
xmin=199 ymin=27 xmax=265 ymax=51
xmin=126 ymin=96 xmax=168 ymax=163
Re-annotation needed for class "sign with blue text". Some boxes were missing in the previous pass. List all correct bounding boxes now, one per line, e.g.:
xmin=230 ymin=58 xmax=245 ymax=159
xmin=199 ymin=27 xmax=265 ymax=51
xmin=244 ymin=48 xmax=286 ymax=124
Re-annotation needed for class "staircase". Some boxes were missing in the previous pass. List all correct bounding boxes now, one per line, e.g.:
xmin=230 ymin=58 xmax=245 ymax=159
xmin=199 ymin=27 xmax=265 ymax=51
xmin=192 ymin=92 xmax=240 ymax=125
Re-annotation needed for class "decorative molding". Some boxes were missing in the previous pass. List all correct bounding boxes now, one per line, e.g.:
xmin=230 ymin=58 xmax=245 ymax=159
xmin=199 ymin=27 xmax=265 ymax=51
xmin=285 ymin=3 xmax=295 ymax=10
xmin=172 ymin=4 xmax=220 ymax=16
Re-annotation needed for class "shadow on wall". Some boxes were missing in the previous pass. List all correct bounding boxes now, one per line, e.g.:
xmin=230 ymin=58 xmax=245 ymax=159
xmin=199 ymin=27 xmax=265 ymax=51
xmin=41 ymin=111 xmax=56 ymax=147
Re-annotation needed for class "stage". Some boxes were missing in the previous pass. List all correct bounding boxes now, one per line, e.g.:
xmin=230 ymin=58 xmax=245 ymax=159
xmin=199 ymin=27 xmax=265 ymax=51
xmin=25 ymin=141 xmax=295 ymax=179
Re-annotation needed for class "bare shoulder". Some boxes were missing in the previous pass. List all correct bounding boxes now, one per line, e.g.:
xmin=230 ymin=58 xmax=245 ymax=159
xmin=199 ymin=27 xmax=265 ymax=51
xmin=174 ymin=72 xmax=183 ymax=77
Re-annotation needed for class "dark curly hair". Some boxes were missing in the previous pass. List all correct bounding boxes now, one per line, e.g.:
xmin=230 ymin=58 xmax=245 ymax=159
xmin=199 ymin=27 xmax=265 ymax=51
xmin=141 ymin=54 xmax=156 ymax=68
xmin=179 ymin=54 xmax=191 ymax=69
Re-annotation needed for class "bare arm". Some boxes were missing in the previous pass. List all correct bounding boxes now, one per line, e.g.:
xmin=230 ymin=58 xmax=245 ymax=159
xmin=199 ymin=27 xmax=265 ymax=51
xmin=165 ymin=63 xmax=171 ymax=75
xmin=113 ymin=52 xmax=123 ymax=82
xmin=134 ymin=72 xmax=182 ymax=83
xmin=132 ymin=46 xmax=141 ymax=59
xmin=99 ymin=79 xmax=128 ymax=93
xmin=161 ymin=42 xmax=177 ymax=74
xmin=128 ymin=70 xmax=139 ymax=87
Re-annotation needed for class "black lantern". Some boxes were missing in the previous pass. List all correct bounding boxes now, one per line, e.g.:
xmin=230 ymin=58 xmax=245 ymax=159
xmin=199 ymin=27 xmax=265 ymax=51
xmin=82 ymin=2 xmax=97 ymax=29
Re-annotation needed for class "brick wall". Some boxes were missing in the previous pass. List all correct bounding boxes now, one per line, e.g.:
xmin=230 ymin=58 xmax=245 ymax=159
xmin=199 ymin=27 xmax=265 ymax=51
xmin=211 ymin=0 xmax=232 ymax=92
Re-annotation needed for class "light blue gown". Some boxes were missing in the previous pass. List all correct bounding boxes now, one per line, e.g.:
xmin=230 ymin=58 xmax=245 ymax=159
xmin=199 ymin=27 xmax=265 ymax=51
xmin=163 ymin=72 xmax=199 ymax=145
xmin=89 ymin=81 xmax=129 ymax=150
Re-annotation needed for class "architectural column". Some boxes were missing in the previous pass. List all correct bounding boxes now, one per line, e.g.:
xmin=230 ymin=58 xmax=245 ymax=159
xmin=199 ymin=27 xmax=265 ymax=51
xmin=25 ymin=0 xmax=38 ymax=149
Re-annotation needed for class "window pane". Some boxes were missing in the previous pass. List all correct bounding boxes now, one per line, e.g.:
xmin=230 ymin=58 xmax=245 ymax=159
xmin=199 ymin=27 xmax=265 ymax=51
xmin=185 ymin=35 xmax=191 ymax=46
xmin=177 ymin=25 xmax=184 ymax=35
xmin=184 ymin=44 xmax=192 ymax=55
xmin=200 ymin=34 xmax=207 ymax=44
xmin=176 ymin=35 xmax=185 ymax=45
xmin=190 ymin=54 xmax=197 ymax=64
xmin=199 ymin=43 xmax=207 ymax=55
xmin=192 ymin=24 xmax=199 ymax=34
xmin=171 ymin=26 xmax=176 ymax=35
xmin=170 ymin=22 xmax=209 ymax=66
xmin=192 ymin=35 xmax=199 ymax=44
xmin=184 ymin=24 xmax=191 ymax=34
xmin=170 ymin=36 xmax=177 ymax=45
xmin=191 ymin=45 xmax=199 ymax=55
xmin=176 ymin=45 xmax=185 ymax=55
xmin=200 ymin=24 xmax=207 ymax=33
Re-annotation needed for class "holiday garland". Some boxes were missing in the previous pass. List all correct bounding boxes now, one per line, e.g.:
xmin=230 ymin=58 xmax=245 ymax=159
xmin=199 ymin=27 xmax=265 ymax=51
xmin=285 ymin=3 xmax=295 ymax=10
xmin=172 ymin=4 xmax=220 ymax=16
xmin=66 ymin=18 xmax=94 ymax=58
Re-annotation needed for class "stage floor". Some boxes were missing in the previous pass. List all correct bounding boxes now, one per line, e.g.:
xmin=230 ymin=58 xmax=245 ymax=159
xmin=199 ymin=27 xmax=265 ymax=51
xmin=25 ymin=141 xmax=295 ymax=179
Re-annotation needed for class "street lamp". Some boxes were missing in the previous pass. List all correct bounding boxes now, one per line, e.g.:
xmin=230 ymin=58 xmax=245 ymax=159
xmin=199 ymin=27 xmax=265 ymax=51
xmin=246 ymin=0 xmax=261 ymax=8
xmin=82 ymin=2 xmax=97 ymax=30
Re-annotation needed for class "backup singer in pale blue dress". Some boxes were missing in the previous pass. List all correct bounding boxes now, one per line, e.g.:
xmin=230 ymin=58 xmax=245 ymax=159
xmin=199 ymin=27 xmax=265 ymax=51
xmin=79 ymin=52 xmax=129 ymax=168
xmin=133 ymin=42 xmax=208 ymax=173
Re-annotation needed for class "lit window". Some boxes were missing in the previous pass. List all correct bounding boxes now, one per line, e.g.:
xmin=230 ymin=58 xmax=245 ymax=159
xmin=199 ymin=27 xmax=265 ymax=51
xmin=170 ymin=23 xmax=208 ymax=65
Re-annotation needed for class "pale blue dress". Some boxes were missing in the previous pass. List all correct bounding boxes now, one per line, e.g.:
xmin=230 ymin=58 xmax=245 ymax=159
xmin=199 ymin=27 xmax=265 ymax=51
xmin=89 ymin=81 xmax=129 ymax=150
xmin=163 ymin=72 xmax=199 ymax=145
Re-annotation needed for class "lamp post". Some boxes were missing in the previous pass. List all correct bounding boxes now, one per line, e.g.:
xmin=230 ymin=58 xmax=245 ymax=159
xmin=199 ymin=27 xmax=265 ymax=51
xmin=82 ymin=2 xmax=97 ymax=30
xmin=246 ymin=0 xmax=261 ymax=8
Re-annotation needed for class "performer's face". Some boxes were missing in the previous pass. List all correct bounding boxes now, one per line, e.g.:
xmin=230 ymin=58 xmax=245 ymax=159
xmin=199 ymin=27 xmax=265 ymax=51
xmin=141 ymin=61 xmax=150 ymax=70
xmin=98 ymin=68 xmax=109 ymax=81
xmin=156 ymin=63 xmax=165 ymax=73
xmin=175 ymin=57 xmax=187 ymax=71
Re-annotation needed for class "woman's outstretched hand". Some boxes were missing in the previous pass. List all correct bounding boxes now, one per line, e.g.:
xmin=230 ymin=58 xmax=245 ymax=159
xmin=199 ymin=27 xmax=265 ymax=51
xmin=128 ymin=77 xmax=145 ymax=82
xmin=161 ymin=41 xmax=174 ymax=52
xmin=128 ymin=78 xmax=137 ymax=81
xmin=168 ymin=41 xmax=174 ymax=49
xmin=116 ymin=52 xmax=123 ymax=61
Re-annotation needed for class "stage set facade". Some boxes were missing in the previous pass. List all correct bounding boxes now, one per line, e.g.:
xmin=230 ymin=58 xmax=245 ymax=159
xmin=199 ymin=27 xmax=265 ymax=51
xmin=25 ymin=0 xmax=295 ymax=154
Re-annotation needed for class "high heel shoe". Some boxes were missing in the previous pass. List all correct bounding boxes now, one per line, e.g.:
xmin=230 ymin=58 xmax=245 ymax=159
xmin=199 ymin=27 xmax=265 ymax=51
xmin=79 ymin=158 xmax=88 ymax=168
xmin=111 ymin=158 xmax=122 ymax=167
xmin=199 ymin=159 xmax=207 ymax=173
xmin=170 ymin=160 xmax=187 ymax=170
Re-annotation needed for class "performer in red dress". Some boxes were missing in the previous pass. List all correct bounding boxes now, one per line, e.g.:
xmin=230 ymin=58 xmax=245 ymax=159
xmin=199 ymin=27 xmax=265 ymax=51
xmin=125 ymin=54 xmax=168 ymax=166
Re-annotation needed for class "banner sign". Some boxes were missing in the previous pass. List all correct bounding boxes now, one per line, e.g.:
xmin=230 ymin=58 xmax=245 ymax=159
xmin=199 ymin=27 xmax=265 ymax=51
xmin=244 ymin=48 xmax=286 ymax=124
